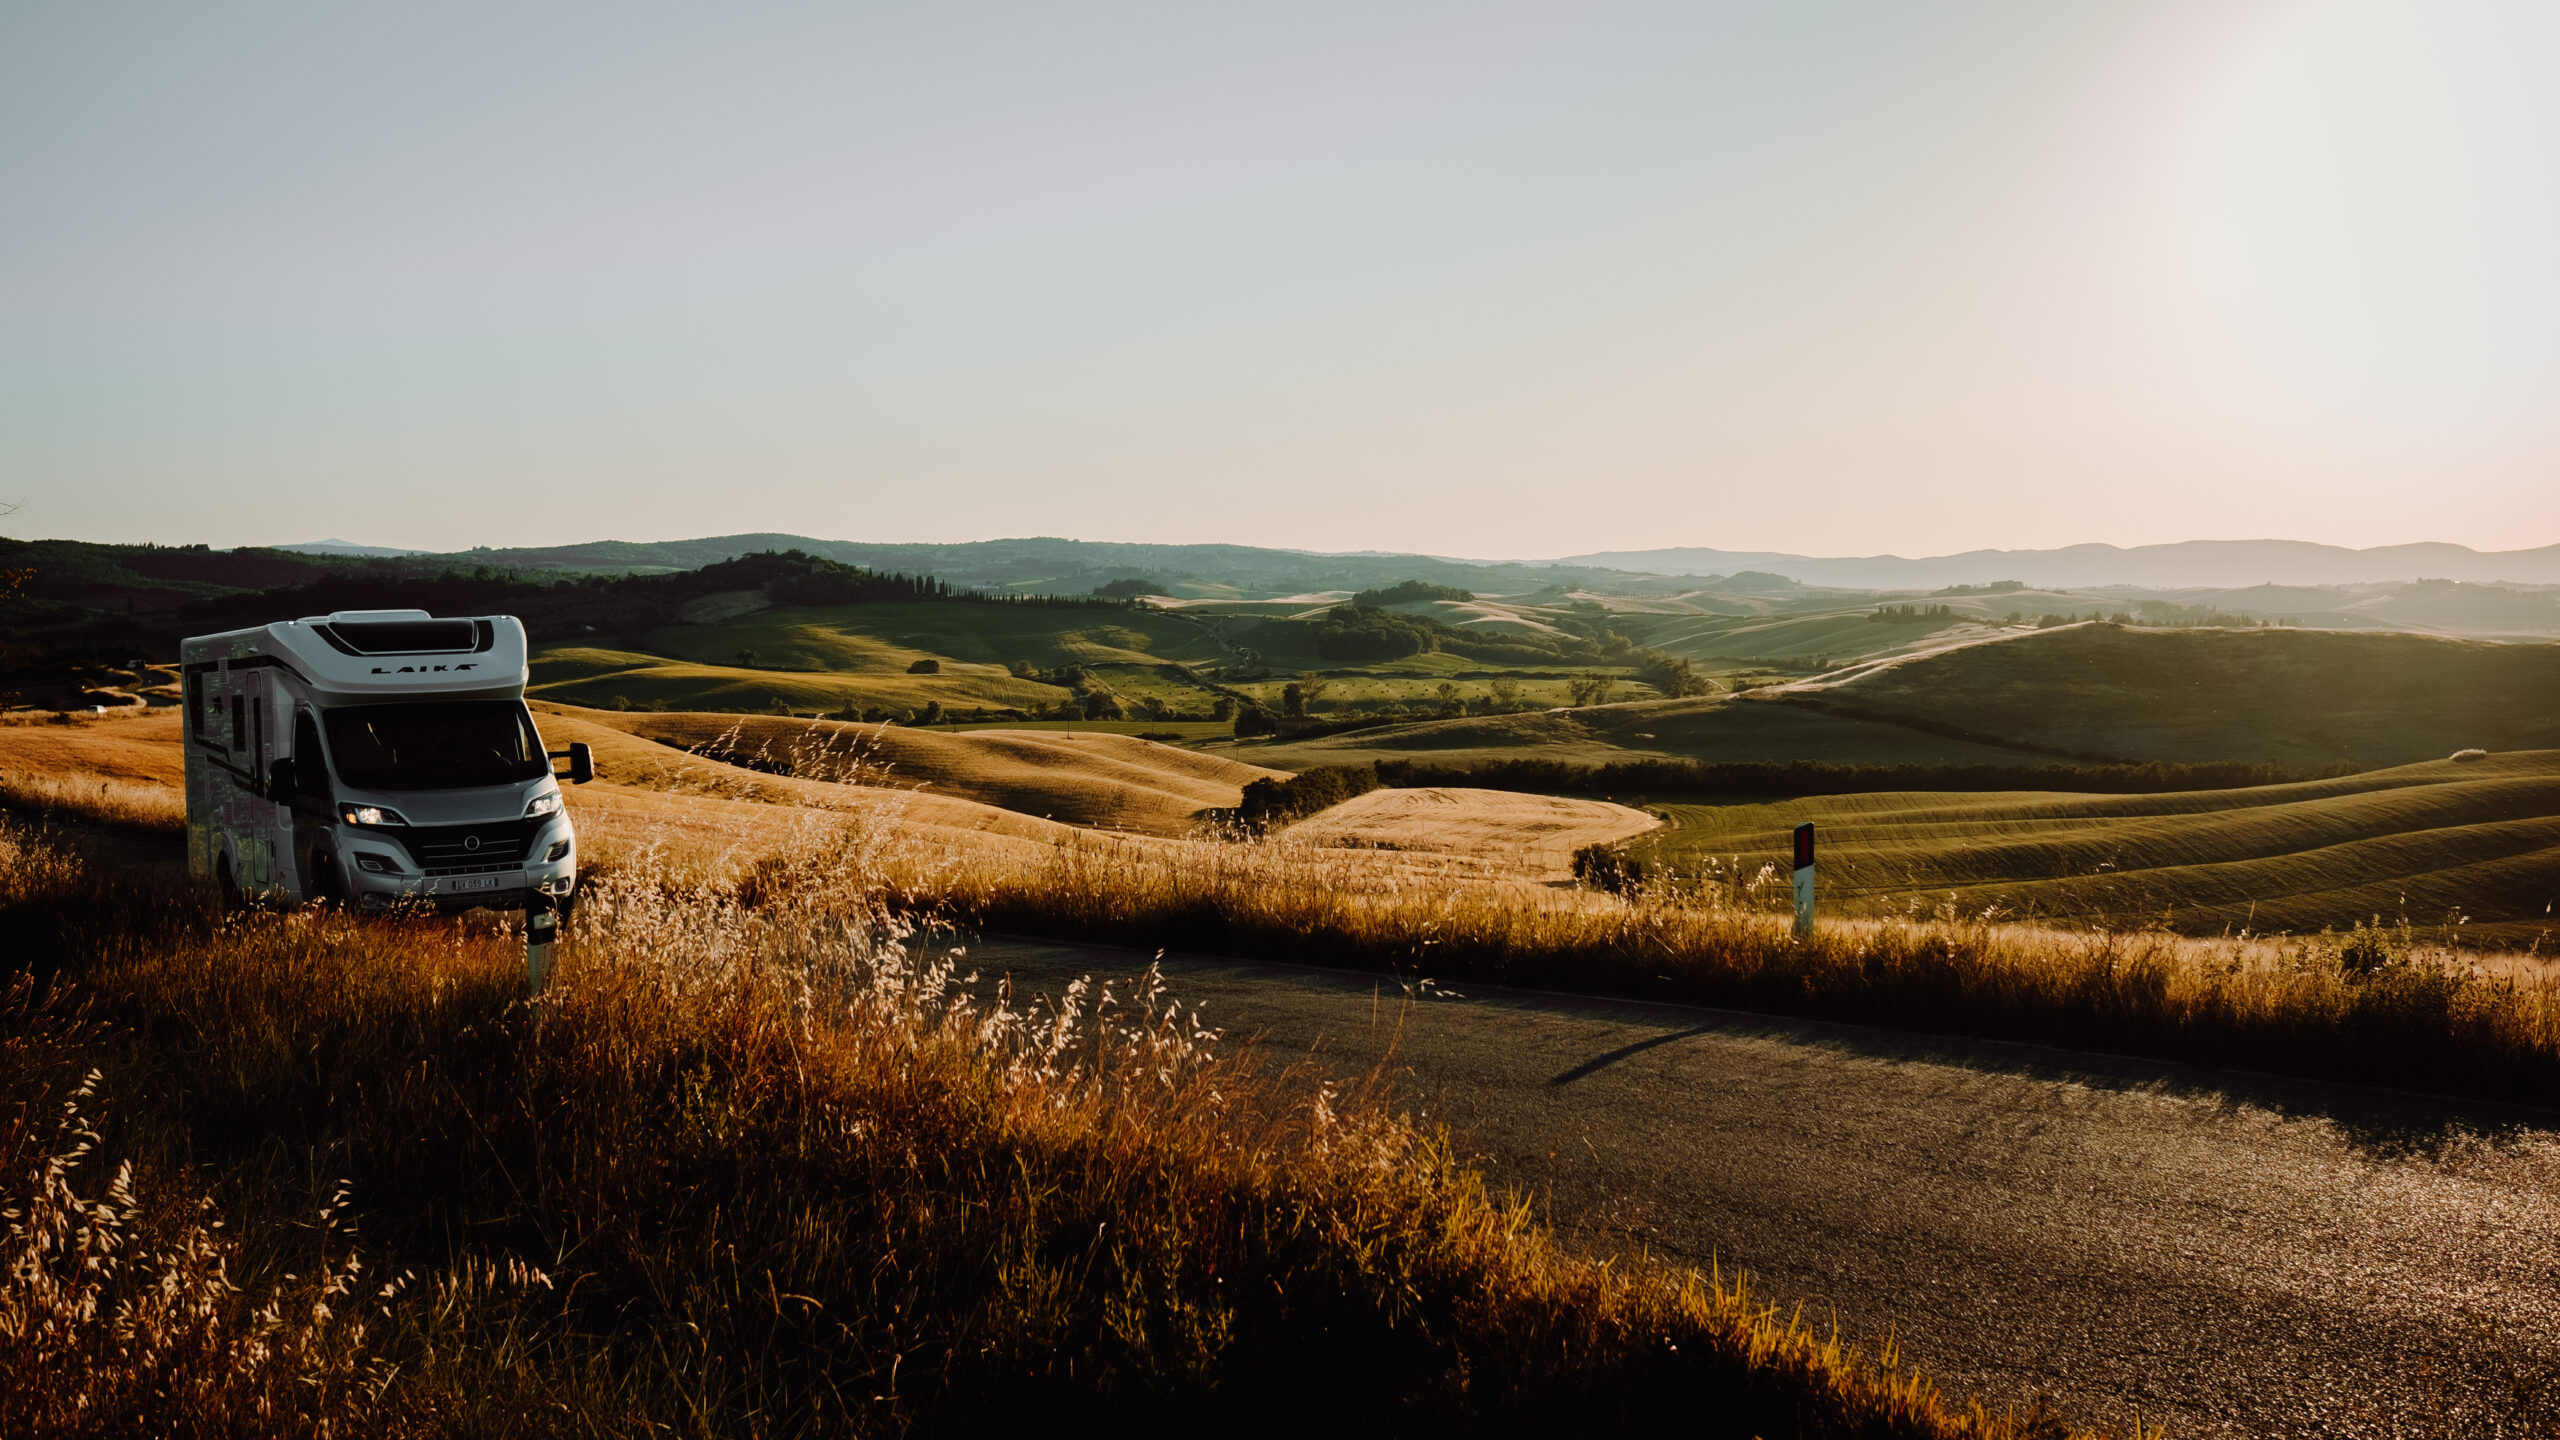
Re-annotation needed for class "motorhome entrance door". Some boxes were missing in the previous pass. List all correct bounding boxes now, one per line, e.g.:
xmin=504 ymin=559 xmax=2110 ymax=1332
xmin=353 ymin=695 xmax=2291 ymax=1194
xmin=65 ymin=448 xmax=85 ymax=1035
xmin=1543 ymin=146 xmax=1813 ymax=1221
xmin=236 ymin=667 xmax=280 ymax=893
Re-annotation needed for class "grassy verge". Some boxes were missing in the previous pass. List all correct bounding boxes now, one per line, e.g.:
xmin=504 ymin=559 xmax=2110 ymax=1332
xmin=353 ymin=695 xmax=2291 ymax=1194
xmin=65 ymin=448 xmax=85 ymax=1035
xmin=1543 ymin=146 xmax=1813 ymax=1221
xmin=0 ymin=818 xmax=2088 ymax=1439
xmin=936 ymin=833 xmax=2560 ymax=1106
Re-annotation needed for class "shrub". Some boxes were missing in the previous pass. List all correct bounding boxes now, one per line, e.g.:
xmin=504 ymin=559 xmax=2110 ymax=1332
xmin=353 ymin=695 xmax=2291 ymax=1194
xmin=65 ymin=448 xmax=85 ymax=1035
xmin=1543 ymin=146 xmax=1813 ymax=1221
xmin=1571 ymin=843 xmax=1650 ymax=893
xmin=907 ymin=658 xmax=941 ymax=674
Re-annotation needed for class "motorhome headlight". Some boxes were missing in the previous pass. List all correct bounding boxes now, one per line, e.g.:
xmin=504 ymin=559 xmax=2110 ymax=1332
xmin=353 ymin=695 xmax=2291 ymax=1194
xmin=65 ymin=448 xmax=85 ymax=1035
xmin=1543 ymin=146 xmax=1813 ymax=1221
xmin=339 ymin=804 xmax=410 ymax=827
xmin=524 ymin=792 xmax=561 ymax=819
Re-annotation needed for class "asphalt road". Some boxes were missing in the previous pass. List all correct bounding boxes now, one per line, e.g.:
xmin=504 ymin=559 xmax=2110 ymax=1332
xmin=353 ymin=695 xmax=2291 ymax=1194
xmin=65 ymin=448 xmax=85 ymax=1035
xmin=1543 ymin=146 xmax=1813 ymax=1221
xmin=948 ymin=934 xmax=2560 ymax=1440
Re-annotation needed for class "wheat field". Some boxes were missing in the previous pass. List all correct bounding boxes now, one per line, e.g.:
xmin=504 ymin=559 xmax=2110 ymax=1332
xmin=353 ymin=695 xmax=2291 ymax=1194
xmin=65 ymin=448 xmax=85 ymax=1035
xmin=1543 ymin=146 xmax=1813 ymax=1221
xmin=1282 ymin=785 xmax=1660 ymax=880
xmin=568 ymin=706 xmax=1283 ymax=834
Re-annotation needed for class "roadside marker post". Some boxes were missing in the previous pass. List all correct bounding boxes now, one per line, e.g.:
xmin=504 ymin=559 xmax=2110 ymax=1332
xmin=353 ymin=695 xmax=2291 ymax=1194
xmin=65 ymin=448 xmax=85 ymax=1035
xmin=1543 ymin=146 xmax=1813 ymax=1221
xmin=1792 ymin=822 xmax=1815 ymax=938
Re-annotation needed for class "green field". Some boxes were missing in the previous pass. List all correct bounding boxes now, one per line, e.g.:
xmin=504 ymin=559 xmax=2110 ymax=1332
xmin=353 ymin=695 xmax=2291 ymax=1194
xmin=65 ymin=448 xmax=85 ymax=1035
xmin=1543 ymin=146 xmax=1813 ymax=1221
xmin=1803 ymin=624 xmax=2560 ymax=767
xmin=1630 ymin=749 xmax=2560 ymax=945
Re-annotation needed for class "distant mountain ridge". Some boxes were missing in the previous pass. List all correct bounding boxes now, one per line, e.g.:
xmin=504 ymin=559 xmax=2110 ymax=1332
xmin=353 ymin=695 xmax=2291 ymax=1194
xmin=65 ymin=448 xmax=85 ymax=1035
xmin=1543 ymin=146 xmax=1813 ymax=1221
xmin=429 ymin=534 xmax=1671 ymax=597
xmin=1550 ymin=540 xmax=2560 ymax=590
xmin=276 ymin=538 xmax=426 ymax=558
xmin=301 ymin=533 xmax=2560 ymax=591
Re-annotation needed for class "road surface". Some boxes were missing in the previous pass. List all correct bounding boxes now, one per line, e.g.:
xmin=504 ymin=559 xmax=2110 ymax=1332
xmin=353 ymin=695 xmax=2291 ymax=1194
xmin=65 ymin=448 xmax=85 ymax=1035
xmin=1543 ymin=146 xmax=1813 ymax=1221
xmin=950 ymin=935 xmax=2560 ymax=1440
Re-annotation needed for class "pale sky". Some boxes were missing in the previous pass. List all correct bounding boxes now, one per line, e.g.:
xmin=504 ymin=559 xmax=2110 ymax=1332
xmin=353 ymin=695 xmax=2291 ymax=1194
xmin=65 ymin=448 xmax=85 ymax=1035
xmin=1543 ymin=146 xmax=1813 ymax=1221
xmin=4 ymin=0 xmax=2556 ymax=558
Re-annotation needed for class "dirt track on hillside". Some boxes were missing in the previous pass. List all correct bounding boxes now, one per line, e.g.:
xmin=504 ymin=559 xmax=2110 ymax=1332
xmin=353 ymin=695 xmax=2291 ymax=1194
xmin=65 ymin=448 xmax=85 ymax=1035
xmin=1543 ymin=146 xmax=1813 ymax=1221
xmin=959 ymin=935 xmax=2560 ymax=1440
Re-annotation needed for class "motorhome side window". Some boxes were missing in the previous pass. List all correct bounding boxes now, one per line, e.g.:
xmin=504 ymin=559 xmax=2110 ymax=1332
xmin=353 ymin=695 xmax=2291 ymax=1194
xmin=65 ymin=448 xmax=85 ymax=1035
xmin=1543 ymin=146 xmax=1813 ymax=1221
xmin=325 ymin=701 xmax=548 ymax=790
xmin=188 ymin=672 xmax=206 ymax=737
xmin=230 ymin=693 xmax=246 ymax=751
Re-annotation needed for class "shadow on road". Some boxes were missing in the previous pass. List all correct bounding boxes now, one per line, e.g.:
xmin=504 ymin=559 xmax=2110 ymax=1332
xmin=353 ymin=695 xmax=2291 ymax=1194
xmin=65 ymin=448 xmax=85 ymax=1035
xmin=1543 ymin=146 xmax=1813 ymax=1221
xmin=1546 ymin=1025 xmax=1718 ymax=1086
xmin=1499 ymin=980 xmax=2560 ymax=1163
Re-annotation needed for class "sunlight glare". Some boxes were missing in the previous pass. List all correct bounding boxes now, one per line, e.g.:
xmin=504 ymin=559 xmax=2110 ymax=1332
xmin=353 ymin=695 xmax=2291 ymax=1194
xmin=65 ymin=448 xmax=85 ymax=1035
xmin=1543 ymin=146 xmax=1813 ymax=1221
xmin=2179 ymin=0 xmax=2560 ymax=443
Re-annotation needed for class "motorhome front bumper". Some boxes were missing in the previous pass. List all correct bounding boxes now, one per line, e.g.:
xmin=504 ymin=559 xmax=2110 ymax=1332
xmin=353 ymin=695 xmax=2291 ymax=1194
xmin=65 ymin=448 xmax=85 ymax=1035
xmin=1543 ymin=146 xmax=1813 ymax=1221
xmin=343 ymin=819 xmax=575 ymax=910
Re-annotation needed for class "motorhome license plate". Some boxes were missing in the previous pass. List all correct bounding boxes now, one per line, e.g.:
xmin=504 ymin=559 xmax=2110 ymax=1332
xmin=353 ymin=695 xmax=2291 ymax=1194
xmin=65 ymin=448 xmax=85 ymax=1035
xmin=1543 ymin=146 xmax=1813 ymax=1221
xmin=440 ymin=876 xmax=500 ymax=893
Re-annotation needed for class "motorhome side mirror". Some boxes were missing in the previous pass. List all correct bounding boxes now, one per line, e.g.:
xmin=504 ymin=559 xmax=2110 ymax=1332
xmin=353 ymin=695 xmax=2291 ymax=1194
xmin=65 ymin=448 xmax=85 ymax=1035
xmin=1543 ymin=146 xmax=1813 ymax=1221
xmin=267 ymin=757 xmax=295 ymax=803
xmin=566 ymin=742 xmax=595 ymax=785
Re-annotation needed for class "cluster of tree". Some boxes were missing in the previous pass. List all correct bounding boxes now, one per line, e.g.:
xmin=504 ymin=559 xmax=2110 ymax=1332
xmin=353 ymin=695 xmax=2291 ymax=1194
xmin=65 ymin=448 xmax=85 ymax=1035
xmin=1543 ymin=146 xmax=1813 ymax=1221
xmin=1310 ymin=605 xmax=1449 ymax=662
xmin=1280 ymin=675 xmax=1330 ymax=715
xmin=698 ymin=551 xmax=1134 ymax=611
xmin=1632 ymin=651 xmax=1715 ymax=698
xmin=1217 ymin=765 xmax=1384 ymax=830
xmin=1364 ymin=755 xmax=2360 ymax=797
xmin=1273 ymin=673 xmax=1539 ymax=723
xmin=0 ymin=536 xmax=437 ymax=616
xmin=1259 ymin=605 xmax=1632 ymax=668
xmin=1348 ymin=579 xmax=1475 ymax=607
xmin=1091 ymin=577 xmax=1160 ymax=599
xmin=2121 ymin=602 xmax=2283 ymax=629
xmin=2018 ymin=610 xmax=2282 ymax=629
xmin=2138 ymin=611 xmax=2271 ymax=629
xmin=1871 ymin=603 xmax=1960 ymax=624
xmin=1929 ymin=580 xmax=2027 ymax=596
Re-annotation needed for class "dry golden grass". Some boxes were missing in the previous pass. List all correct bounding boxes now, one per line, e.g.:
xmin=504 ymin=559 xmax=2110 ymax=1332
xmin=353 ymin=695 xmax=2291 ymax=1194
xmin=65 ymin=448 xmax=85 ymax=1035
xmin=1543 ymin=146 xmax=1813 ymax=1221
xmin=0 ymin=709 xmax=187 ymax=834
xmin=1283 ymin=786 xmax=1659 ymax=880
xmin=0 ymin=707 xmax=185 ymax=781
xmin=562 ymin=705 xmax=1283 ymax=834
xmin=916 ymin=829 xmax=2560 ymax=1102
xmin=0 ymin=818 xmax=2096 ymax=1438
xmin=0 ymin=771 xmax=185 ymax=835
xmin=530 ymin=710 xmax=1073 ymax=887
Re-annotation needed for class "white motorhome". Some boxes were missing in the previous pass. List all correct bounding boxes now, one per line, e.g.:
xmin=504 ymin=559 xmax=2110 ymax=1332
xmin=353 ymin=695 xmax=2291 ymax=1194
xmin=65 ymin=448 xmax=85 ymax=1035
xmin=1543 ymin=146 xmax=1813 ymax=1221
xmin=180 ymin=610 xmax=592 ymax=910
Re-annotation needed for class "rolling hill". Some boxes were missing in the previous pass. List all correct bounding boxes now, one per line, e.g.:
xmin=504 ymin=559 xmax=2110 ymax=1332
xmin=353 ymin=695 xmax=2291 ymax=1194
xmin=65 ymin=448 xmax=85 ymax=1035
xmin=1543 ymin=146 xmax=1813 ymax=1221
xmin=1281 ymin=787 xmax=1658 ymax=881
xmin=1631 ymin=750 xmax=2560 ymax=946
xmin=526 ymin=646 xmax=1067 ymax=715
xmin=556 ymin=707 xmax=1284 ymax=834
xmin=1790 ymin=624 xmax=2560 ymax=767
xmin=1556 ymin=538 xmax=2560 ymax=589
xmin=1237 ymin=694 xmax=2057 ymax=772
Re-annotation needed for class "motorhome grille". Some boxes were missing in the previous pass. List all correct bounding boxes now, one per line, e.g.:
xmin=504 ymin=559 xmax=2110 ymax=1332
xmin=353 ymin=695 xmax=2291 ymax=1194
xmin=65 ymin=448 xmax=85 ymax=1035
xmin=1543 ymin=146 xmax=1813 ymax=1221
xmin=388 ymin=819 xmax=540 ymax=871
xmin=423 ymin=861 xmax=521 ymax=878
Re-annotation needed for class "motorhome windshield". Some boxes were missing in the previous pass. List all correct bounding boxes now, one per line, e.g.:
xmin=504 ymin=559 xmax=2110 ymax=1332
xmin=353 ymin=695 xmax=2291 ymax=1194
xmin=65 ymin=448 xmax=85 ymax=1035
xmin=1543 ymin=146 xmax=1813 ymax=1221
xmin=324 ymin=701 xmax=548 ymax=791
